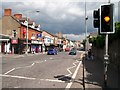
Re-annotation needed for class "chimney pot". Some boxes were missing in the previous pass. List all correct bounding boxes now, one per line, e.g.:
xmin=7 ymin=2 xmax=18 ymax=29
xmin=4 ymin=9 xmax=12 ymax=16
xmin=14 ymin=14 xmax=22 ymax=19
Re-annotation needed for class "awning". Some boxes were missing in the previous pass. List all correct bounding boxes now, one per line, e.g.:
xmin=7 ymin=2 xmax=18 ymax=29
xmin=0 ymin=39 xmax=9 ymax=41
xmin=0 ymin=34 xmax=10 ymax=41
xmin=0 ymin=34 xmax=10 ymax=39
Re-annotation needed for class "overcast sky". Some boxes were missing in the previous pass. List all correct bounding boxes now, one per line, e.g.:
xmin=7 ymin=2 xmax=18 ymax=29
xmin=1 ymin=0 xmax=119 ymax=41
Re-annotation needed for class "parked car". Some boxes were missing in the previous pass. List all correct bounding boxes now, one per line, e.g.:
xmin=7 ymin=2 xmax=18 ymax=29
xmin=47 ymin=48 xmax=58 ymax=55
xmin=69 ymin=48 xmax=77 ymax=55
xmin=65 ymin=47 xmax=70 ymax=52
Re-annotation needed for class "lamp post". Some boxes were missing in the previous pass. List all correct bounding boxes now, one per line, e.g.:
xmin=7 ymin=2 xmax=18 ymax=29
xmin=25 ymin=16 xmax=28 ymax=55
xmin=83 ymin=0 xmax=88 ymax=90
xmin=25 ymin=10 xmax=40 ymax=55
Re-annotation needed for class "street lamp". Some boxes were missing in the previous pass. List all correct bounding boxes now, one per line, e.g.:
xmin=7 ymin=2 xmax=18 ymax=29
xmin=83 ymin=0 xmax=88 ymax=90
xmin=25 ymin=10 xmax=40 ymax=55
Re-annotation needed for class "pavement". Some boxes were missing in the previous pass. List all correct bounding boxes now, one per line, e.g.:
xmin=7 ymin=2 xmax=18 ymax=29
xmin=83 ymin=57 xmax=119 ymax=90
xmin=64 ymin=52 xmax=119 ymax=90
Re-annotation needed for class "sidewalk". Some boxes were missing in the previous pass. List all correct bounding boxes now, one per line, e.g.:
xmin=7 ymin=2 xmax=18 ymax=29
xmin=84 ymin=58 xmax=119 ymax=89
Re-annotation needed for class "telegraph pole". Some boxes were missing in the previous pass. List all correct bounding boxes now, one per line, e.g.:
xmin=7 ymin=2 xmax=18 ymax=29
xmin=25 ymin=10 xmax=40 ymax=55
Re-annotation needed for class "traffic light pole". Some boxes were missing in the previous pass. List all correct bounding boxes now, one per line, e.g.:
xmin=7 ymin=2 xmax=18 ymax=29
xmin=104 ymin=34 xmax=109 ymax=87
xmin=103 ymin=0 xmax=111 ymax=87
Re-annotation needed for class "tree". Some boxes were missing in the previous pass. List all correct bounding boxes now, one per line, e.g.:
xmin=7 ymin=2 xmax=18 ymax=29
xmin=90 ymin=22 xmax=120 ymax=48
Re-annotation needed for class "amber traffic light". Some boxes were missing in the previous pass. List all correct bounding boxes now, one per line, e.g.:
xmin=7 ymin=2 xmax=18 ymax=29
xmin=100 ymin=4 xmax=114 ymax=34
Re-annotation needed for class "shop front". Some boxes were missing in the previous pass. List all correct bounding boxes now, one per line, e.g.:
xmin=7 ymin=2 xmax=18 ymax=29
xmin=44 ymin=43 xmax=50 ymax=52
xmin=0 ymin=35 xmax=11 ymax=54
xmin=11 ymin=38 xmax=18 ymax=54
xmin=17 ymin=39 xmax=31 ymax=54
xmin=31 ymin=40 xmax=42 ymax=54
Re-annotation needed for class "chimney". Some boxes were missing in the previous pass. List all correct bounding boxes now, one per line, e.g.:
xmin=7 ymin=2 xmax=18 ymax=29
xmin=4 ymin=9 xmax=12 ymax=16
xmin=14 ymin=14 xmax=22 ymax=19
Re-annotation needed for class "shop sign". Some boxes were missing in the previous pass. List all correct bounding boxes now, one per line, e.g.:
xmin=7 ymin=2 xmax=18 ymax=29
xmin=31 ymin=36 xmax=35 ymax=39
xmin=23 ymin=28 xmax=26 ymax=35
xmin=45 ymin=43 xmax=50 ymax=46
xmin=31 ymin=40 xmax=42 ymax=44
xmin=11 ymin=39 xmax=18 ymax=44
xmin=37 ymin=33 xmax=42 ymax=38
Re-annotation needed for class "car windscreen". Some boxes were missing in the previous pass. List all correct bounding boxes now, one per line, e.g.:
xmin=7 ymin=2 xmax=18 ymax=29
xmin=71 ymin=48 xmax=76 ymax=51
xmin=48 ymin=49 xmax=53 ymax=51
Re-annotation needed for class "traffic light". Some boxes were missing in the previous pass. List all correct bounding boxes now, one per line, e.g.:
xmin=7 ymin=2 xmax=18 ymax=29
xmin=93 ymin=9 xmax=100 ymax=28
xmin=100 ymin=4 xmax=114 ymax=34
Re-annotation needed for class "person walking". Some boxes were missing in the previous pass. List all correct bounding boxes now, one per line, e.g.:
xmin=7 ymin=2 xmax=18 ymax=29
xmin=87 ymin=49 xmax=93 ymax=60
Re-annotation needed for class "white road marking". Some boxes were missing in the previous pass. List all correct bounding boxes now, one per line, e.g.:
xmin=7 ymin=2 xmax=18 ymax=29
xmin=50 ymin=57 xmax=53 ymax=60
xmin=16 ymin=63 xmax=35 ymax=69
xmin=0 ymin=74 xmax=64 ymax=83
xmin=65 ymin=60 xmax=82 ymax=89
xmin=14 ymin=86 xmax=21 ymax=88
xmin=4 ymin=68 xmax=15 ymax=75
xmin=40 ymin=79 xmax=64 ymax=83
xmin=66 ymin=60 xmax=79 ymax=76
xmin=0 ymin=74 xmax=36 ymax=80
xmin=31 ymin=63 xmax=35 ymax=66
xmin=35 ymin=60 xmax=44 ymax=64
xmin=4 ymin=60 xmax=45 ymax=75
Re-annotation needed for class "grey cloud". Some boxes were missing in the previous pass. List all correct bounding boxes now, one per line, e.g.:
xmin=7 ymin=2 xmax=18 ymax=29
xmin=0 ymin=2 xmax=102 ymax=34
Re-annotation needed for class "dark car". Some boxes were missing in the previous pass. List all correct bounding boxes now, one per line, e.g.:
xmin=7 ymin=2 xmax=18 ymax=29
xmin=69 ymin=48 xmax=77 ymax=55
xmin=47 ymin=48 xmax=57 ymax=55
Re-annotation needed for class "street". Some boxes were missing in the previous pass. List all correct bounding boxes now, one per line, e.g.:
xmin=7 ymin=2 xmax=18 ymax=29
xmin=1 ymin=51 xmax=84 ymax=88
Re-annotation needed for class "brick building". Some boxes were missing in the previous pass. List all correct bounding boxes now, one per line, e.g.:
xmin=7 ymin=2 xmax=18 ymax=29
xmin=0 ymin=9 xmax=42 ymax=54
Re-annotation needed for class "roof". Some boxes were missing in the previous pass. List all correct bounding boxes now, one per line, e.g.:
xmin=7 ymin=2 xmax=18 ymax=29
xmin=41 ymin=30 xmax=55 ymax=37
xmin=19 ymin=18 xmax=26 ymax=22
xmin=11 ymin=16 xmax=42 ymax=32
xmin=28 ymin=21 xmax=34 ymax=25
xmin=11 ymin=16 xmax=21 ymax=24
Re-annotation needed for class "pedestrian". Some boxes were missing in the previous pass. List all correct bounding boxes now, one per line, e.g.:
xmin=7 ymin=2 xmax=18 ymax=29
xmin=87 ymin=49 xmax=93 ymax=60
